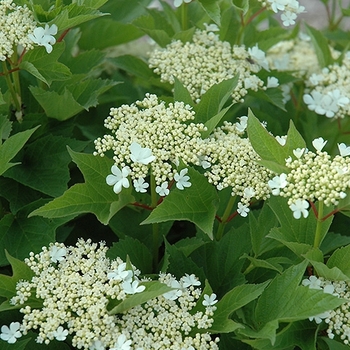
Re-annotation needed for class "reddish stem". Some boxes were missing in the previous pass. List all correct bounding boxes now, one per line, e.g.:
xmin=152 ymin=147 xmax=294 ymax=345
xmin=309 ymin=200 xmax=318 ymax=218
xmin=215 ymin=214 xmax=222 ymax=223
xmin=246 ymin=7 xmax=267 ymax=26
xmin=57 ymin=29 xmax=70 ymax=43
xmin=131 ymin=202 xmax=153 ymax=211
xmin=226 ymin=211 xmax=239 ymax=222
xmin=321 ymin=208 xmax=340 ymax=222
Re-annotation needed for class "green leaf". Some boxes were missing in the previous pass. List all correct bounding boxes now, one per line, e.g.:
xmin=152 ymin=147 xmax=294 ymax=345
xmin=210 ymin=281 xmax=269 ymax=333
xmin=165 ymin=241 xmax=206 ymax=283
xmin=29 ymin=78 xmax=115 ymax=120
xmin=107 ymin=281 xmax=173 ymax=315
xmin=255 ymin=261 xmax=345 ymax=326
xmin=306 ymin=24 xmax=333 ymax=68
xmin=174 ymin=77 xmax=195 ymax=107
xmin=0 ymin=205 xmax=71 ymax=267
xmin=241 ymin=320 xmax=317 ymax=350
xmin=107 ymin=237 xmax=153 ymax=274
xmin=0 ymin=126 xmax=39 ymax=176
xmin=202 ymin=105 xmax=232 ymax=138
xmin=249 ymin=203 xmax=279 ymax=257
xmin=29 ymin=86 xmax=83 ymax=120
xmin=79 ymin=20 xmax=143 ymax=50
xmin=133 ymin=13 xmax=172 ymax=47
xmin=232 ymin=0 xmax=249 ymax=14
xmin=247 ymin=110 xmax=306 ymax=169
xmin=267 ymin=196 xmax=333 ymax=250
xmin=189 ymin=224 xmax=250 ymax=295
xmin=198 ymin=0 xmax=221 ymax=25
xmin=0 ymin=338 xmax=31 ymax=350
xmin=112 ymin=55 xmax=159 ymax=81
xmin=0 ymin=250 xmax=34 ymax=299
xmin=4 ymin=135 xmax=87 ymax=197
xmin=194 ymin=76 xmax=238 ymax=123
xmin=0 ymin=115 xmax=12 ymax=140
xmin=52 ymin=3 xmax=108 ymax=31
xmin=29 ymin=149 xmax=135 ymax=225
xmin=20 ymin=42 xmax=71 ymax=86
xmin=326 ymin=244 xmax=350 ymax=278
xmin=308 ymin=260 xmax=350 ymax=282
xmin=142 ymin=167 xmax=218 ymax=238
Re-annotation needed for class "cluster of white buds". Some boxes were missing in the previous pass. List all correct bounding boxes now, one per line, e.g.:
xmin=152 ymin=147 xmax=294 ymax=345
xmin=1 ymin=239 xmax=219 ymax=349
xmin=203 ymin=117 xmax=274 ymax=217
xmin=268 ymin=137 xmax=350 ymax=218
xmin=267 ymin=34 xmax=322 ymax=77
xmin=0 ymin=0 xmax=37 ymax=60
xmin=148 ymin=28 xmax=272 ymax=103
xmin=303 ymin=53 xmax=350 ymax=119
xmin=258 ymin=0 xmax=305 ymax=26
xmin=94 ymin=93 xmax=207 ymax=194
xmin=302 ymin=275 xmax=350 ymax=345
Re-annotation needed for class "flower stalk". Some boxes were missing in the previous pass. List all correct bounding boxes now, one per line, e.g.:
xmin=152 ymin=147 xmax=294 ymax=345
xmin=215 ymin=195 xmax=236 ymax=241
xmin=150 ymin=172 xmax=159 ymax=271
xmin=313 ymin=200 xmax=324 ymax=248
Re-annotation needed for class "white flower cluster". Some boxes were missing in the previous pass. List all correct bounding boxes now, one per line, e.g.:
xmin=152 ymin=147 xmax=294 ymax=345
xmin=117 ymin=273 xmax=219 ymax=349
xmin=302 ymin=275 xmax=350 ymax=345
xmin=0 ymin=0 xmax=37 ymax=60
xmin=268 ymin=137 xmax=350 ymax=218
xmin=94 ymin=94 xmax=206 ymax=192
xmin=303 ymin=53 xmax=350 ymax=119
xmin=148 ymin=28 xmax=270 ymax=103
xmin=258 ymin=0 xmax=305 ymax=26
xmin=2 ymin=239 xmax=219 ymax=349
xmin=203 ymin=118 xmax=274 ymax=216
xmin=267 ymin=34 xmax=322 ymax=77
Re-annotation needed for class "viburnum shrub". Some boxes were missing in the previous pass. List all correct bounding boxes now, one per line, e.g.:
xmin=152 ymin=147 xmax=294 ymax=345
xmin=1 ymin=0 xmax=350 ymax=349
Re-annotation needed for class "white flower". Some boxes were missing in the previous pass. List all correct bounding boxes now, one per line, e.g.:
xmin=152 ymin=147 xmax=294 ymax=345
xmin=309 ymin=311 xmax=331 ymax=324
xmin=323 ymin=284 xmax=335 ymax=295
xmin=0 ymin=322 xmax=22 ymax=344
xmin=340 ymin=191 xmax=347 ymax=199
xmin=110 ymin=334 xmax=132 ymax=350
xmin=174 ymin=168 xmax=191 ymax=190
xmin=204 ymin=23 xmax=219 ymax=32
xmin=267 ymin=76 xmax=279 ymax=88
xmin=202 ymin=293 xmax=218 ymax=306
xmin=235 ymin=116 xmax=248 ymax=132
xmin=281 ymin=11 xmax=297 ymax=26
xmin=268 ymin=173 xmax=287 ymax=195
xmin=302 ymin=275 xmax=322 ymax=289
xmin=163 ymin=280 xmax=183 ymax=300
xmin=293 ymin=148 xmax=305 ymax=158
xmin=106 ymin=165 xmax=131 ymax=194
xmin=49 ymin=245 xmax=66 ymax=263
xmin=129 ymin=142 xmax=155 ymax=165
xmin=275 ymin=135 xmax=287 ymax=146
xmin=289 ymin=199 xmax=309 ymax=219
xmin=133 ymin=178 xmax=149 ymax=193
xmin=53 ymin=326 xmax=68 ymax=341
xmin=267 ymin=0 xmax=288 ymax=13
xmin=338 ymin=143 xmax=350 ymax=157
xmin=312 ymin=137 xmax=327 ymax=152
xmin=237 ymin=202 xmax=250 ymax=217
xmin=122 ymin=280 xmax=145 ymax=294
xmin=243 ymin=187 xmax=255 ymax=199
xmin=174 ymin=0 xmax=191 ymax=7
xmin=328 ymin=89 xmax=349 ymax=107
xmin=248 ymin=44 xmax=269 ymax=70
xmin=89 ymin=339 xmax=105 ymax=350
xmin=198 ymin=156 xmax=211 ymax=169
xmin=108 ymin=263 xmax=132 ymax=282
xmin=303 ymin=91 xmax=324 ymax=113
xmin=156 ymin=181 xmax=169 ymax=196
xmin=28 ymin=24 xmax=58 ymax=53
xmin=181 ymin=274 xmax=201 ymax=288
